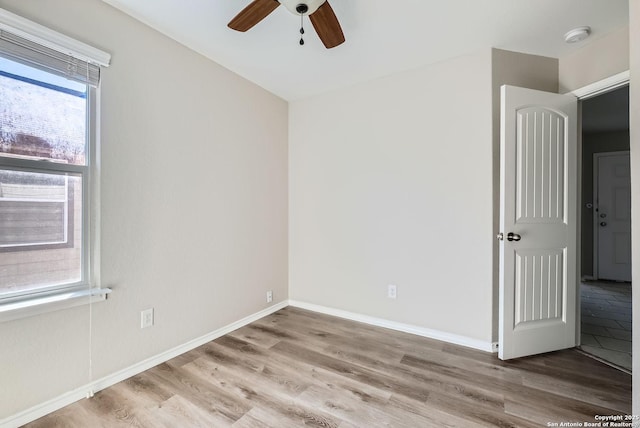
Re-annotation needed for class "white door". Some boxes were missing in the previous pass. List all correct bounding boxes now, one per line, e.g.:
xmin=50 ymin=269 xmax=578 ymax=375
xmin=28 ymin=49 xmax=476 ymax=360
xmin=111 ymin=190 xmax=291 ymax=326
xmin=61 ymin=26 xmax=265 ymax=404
xmin=499 ymin=85 xmax=578 ymax=360
xmin=595 ymin=152 xmax=632 ymax=281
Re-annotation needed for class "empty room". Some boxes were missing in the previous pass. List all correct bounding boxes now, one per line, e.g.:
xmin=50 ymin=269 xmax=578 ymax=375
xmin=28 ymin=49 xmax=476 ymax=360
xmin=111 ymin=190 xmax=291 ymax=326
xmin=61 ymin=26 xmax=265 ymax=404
xmin=0 ymin=0 xmax=638 ymax=426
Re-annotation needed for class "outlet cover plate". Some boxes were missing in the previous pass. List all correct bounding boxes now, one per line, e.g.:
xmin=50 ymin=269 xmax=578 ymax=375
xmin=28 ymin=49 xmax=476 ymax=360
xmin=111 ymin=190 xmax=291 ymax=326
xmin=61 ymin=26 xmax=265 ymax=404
xmin=141 ymin=308 xmax=154 ymax=328
xmin=388 ymin=284 xmax=397 ymax=299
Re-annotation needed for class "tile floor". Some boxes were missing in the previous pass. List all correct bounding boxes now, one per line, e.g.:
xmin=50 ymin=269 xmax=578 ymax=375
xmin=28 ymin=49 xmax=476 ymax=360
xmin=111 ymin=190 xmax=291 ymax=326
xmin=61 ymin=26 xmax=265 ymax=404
xmin=580 ymin=280 xmax=633 ymax=371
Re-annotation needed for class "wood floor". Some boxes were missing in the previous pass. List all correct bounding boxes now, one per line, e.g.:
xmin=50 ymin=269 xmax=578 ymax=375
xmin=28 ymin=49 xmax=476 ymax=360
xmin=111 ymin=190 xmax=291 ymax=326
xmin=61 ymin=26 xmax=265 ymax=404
xmin=25 ymin=307 xmax=632 ymax=427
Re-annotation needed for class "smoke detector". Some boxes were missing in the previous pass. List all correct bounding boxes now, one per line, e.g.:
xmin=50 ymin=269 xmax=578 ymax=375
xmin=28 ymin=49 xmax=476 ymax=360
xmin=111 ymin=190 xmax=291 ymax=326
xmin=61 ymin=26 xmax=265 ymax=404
xmin=564 ymin=26 xmax=591 ymax=43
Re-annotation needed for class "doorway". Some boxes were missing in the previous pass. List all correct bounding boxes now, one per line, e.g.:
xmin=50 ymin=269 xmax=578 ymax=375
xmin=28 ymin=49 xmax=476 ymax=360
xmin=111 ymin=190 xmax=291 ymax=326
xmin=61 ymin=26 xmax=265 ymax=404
xmin=579 ymin=85 xmax=632 ymax=371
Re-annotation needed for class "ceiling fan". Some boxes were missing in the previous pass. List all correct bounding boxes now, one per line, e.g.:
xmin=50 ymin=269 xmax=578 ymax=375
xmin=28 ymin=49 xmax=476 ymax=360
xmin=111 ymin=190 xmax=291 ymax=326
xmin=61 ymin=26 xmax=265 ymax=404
xmin=228 ymin=0 xmax=345 ymax=49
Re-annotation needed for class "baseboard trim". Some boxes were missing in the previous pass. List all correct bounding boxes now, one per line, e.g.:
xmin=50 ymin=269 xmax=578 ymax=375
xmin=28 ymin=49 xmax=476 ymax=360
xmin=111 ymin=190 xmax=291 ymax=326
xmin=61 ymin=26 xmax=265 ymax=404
xmin=1 ymin=301 xmax=288 ymax=428
xmin=288 ymin=300 xmax=495 ymax=353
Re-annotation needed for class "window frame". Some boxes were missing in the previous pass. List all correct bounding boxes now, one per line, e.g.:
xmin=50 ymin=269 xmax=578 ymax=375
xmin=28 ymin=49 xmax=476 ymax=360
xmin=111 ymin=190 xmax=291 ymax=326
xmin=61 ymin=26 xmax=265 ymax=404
xmin=0 ymin=7 xmax=110 ymax=321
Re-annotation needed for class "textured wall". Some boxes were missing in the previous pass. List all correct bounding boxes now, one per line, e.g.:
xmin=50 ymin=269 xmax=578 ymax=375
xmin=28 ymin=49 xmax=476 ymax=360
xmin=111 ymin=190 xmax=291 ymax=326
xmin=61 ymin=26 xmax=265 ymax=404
xmin=289 ymin=51 xmax=495 ymax=343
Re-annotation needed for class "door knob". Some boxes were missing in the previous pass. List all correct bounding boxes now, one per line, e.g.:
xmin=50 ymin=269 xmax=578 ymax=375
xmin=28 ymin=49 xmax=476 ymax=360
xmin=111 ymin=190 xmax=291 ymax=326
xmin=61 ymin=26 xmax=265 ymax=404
xmin=507 ymin=232 xmax=521 ymax=241
xmin=600 ymin=222 xmax=607 ymax=227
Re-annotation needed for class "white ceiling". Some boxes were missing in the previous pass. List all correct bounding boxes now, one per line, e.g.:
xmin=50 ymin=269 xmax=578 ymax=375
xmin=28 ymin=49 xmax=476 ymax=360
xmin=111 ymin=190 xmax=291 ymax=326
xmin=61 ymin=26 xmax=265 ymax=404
xmin=101 ymin=0 xmax=629 ymax=101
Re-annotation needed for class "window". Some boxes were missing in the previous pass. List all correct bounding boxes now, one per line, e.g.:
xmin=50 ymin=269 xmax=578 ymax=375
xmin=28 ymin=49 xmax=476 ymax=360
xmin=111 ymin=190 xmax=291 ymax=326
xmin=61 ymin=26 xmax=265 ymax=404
xmin=0 ymin=58 xmax=86 ymax=296
xmin=0 ymin=8 xmax=110 ymax=317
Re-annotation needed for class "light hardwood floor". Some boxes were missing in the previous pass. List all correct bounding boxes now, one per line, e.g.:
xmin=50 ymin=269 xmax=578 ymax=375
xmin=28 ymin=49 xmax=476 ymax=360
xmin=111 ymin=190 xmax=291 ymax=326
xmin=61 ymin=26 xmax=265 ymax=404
xmin=25 ymin=307 xmax=632 ymax=427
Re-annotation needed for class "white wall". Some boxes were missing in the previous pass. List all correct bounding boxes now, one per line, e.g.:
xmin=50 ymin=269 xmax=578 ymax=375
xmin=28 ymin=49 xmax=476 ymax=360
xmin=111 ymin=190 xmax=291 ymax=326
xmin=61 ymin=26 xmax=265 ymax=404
xmin=629 ymin=0 xmax=639 ymax=417
xmin=289 ymin=51 xmax=495 ymax=343
xmin=0 ymin=0 xmax=288 ymax=420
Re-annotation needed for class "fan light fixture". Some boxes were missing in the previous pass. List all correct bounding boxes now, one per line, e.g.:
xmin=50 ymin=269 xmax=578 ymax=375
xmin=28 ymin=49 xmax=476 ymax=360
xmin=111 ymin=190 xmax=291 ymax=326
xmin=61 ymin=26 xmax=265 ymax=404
xmin=564 ymin=26 xmax=591 ymax=43
xmin=279 ymin=0 xmax=326 ymax=16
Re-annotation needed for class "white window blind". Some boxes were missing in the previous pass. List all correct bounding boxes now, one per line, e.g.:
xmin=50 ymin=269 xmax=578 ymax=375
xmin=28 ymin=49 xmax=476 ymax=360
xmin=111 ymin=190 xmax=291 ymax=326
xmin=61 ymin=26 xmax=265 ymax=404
xmin=0 ymin=30 xmax=101 ymax=86
xmin=0 ymin=8 xmax=110 ymax=86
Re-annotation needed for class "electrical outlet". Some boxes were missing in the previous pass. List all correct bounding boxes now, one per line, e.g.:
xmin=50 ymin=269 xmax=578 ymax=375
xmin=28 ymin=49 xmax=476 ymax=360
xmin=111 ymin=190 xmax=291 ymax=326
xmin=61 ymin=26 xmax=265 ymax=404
xmin=266 ymin=290 xmax=273 ymax=303
xmin=141 ymin=308 xmax=154 ymax=328
xmin=387 ymin=284 xmax=397 ymax=299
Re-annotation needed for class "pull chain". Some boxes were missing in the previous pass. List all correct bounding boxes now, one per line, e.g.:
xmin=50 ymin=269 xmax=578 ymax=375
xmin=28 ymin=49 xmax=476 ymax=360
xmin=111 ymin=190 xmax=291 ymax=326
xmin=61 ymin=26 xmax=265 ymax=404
xmin=299 ymin=13 xmax=305 ymax=45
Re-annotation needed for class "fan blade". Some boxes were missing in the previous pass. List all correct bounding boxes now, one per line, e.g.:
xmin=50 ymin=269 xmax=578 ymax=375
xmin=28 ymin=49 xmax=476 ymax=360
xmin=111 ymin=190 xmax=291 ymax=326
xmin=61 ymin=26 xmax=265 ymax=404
xmin=309 ymin=1 xmax=345 ymax=49
xmin=228 ymin=0 xmax=280 ymax=32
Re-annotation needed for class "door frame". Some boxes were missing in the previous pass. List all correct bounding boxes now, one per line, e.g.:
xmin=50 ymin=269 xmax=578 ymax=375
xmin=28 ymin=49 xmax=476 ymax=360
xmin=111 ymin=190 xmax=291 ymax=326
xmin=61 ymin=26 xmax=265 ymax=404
xmin=592 ymin=150 xmax=631 ymax=281
xmin=568 ymin=70 xmax=630 ymax=345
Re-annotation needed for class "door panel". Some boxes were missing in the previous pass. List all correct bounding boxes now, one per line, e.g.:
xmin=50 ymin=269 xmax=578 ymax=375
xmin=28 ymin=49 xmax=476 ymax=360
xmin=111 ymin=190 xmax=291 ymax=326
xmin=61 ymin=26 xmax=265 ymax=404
xmin=516 ymin=107 xmax=565 ymax=222
xmin=514 ymin=249 xmax=564 ymax=325
xmin=595 ymin=152 xmax=631 ymax=281
xmin=499 ymin=85 xmax=577 ymax=360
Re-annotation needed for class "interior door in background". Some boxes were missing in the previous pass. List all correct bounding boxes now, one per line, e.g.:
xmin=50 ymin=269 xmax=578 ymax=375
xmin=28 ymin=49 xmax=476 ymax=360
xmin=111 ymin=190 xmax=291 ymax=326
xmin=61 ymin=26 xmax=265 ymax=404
xmin=499 ymin=85 xmax=578 ymax=360
xmin=595 ymin=152 xmax=632 ymax=282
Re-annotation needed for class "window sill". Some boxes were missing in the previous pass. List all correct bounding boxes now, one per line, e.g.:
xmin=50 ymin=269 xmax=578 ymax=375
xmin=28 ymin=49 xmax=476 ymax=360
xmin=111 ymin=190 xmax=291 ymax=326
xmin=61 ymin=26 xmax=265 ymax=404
xmin=0 ymin=287 xmax=111 ymax=323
